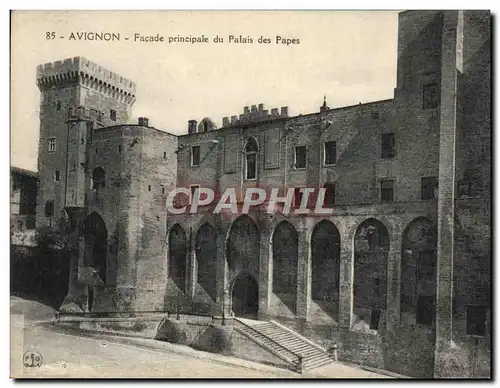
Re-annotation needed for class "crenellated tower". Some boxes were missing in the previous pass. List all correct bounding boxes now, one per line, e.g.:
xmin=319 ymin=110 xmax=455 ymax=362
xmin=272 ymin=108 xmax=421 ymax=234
xmin=35 ymin=57 xmax=136 ymax=230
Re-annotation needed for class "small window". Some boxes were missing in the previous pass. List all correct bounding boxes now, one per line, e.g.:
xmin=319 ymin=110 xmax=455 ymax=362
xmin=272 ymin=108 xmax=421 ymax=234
xmin=293 ymin=187 xmax=303 ymax=208
xmin=294 ymin=146 xmax=306 ymax=169
xmin=148 ymin=185 xmax=151 ymax=192
xmin=44 ymin=200 xmax=54 ymax=217
xmin=467 ymin=305 xmax=487 ymax=337
xmin=161 ymin=187 xmax=165 ymax=194
xmin=54 ymin=170 xmax=60 ymax=182
xmin=324 ymin=141 xmax=337 ymax=165
xmin=416 ymin=296 xmax=435 ymax=325
xmin=421 ymin=177 xmax=438 ymax=200
xmin=92 ymin=167 xmax=106 ymax=193
xmin=380 ymin=179 xmax=394 ymax=202
xmin=381 ymin=133 xmax=395 ymax=159
xmin=323 ymin=183 xmax=336 ymax=206
xmin=191 ymin=146 xmax=201 ymax=167
xmin=457 ymin=180 xmax=471 ymax=197
xmin=48 ymin=138 xmax=56 ymax=152
xmin=422 ymin=83 xmax=439 ymax=110
xmin=56 ymin=101 xmax=61 ymax=111
xmin=81 ymin=137 xmax=85 ymax=145
xmin=118 ymin=145 xmax=122 ymax=153
xmin=110 ymin=109 xmax=117 ymax=122
xmin=245 ymin=138 xmax=259 ymax=180
xmin=163 ymin=151 xmax=167 ymax=159
xmin=203 ymin=121 xmax=208 ymax=132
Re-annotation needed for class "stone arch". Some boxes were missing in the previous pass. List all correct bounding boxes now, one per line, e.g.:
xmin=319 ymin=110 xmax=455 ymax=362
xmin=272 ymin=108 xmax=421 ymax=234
xmin=198 ymin=117 xmax=217 ymax=133
xmin=353 ymin=218 xmax=390 ymax=329
xmin=195 ymin=222 xmax=217 ymax=301
xmin=82 ymin=212 xmax=108 ymax=288
xmin=272 ymin=220 xmax=298 ymax=314
xmin=311 ymin=219 xmax=341 ymax=318
xmin=400 ymin=217 xmax=437 ymax=325
xmin=168 ymin=224 xmax=187 ymax=293
xmin=226 ymin=215 xmax=260 ymax=277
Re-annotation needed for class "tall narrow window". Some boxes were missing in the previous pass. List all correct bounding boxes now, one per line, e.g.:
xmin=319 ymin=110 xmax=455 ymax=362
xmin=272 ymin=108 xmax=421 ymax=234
xmin=323 ymin=183 xmax=336 ymax=206
xmin=110 ymin=109 xmax=117 ymax=122
xmin=324 ymin=141 xmax=337 ymax=165
xmin=381 ymin=133 xmax=395 ymax=159
xmin=294 ymin=146 xmax=306 ymax=169
xmin=48 ymin=138 xmax=56 ymax=152
xmin=44 ymin=200 xmax=54 ymax=218
xmin=190 ymin=184 xmax=200 ymax=204
xmin=245 ymin=138 xmax=258 ymax=180
xmin=422 ymin=83 xmax=439 ymax=110
xmin=54 ymin=170 xmax=60 ymax=182
xmin=191 ymin=146 xmax=201 ymax=167
xmin=416 ymin=296 xmax=435 ymax=325
xmin=203 ymin=121 xmax=208 ymax=132
xmin=293 ymin=187 xmax=304 ymax=208
xmin=421 ymin=177 xmax=438 ymax=200
xmin=92 ymin=167 xmax=106 ymax=195
xmin=380 ymin=179 xmax=394 ymax=202
xmin=467 ymin=305 xmax=487 ymax=336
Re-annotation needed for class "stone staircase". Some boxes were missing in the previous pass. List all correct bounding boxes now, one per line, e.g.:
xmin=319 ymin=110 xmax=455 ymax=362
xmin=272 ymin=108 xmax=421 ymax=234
xmin=234 ymin=318 xmax=334 ymax=373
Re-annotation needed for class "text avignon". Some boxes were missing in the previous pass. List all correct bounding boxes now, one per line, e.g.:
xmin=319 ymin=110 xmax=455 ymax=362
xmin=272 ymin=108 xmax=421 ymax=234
xmin=68 ymin=32 xmax=121 ymax=41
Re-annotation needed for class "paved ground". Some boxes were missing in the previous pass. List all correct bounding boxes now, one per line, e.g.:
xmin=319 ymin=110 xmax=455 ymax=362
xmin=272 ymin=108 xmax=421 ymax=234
xmin=10 ymin=296 xmax=388 ymax=379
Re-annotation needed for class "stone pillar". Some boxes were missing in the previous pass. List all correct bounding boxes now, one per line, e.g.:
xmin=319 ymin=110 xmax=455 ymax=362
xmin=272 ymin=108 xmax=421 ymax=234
xmin=338 ymin=226 xmax=354 ymax=329
xmin=296 ymin=225 xmax=311 ymax=320
xmin=386 ymin=222 xmax=403 ymax=332
xmin=258 ymin=228 xmax=272 ymax=319
xmin=434 ymin=10 xmax=463 ymax=377
xmin=215 ymin=221 xmax=230 ymax=317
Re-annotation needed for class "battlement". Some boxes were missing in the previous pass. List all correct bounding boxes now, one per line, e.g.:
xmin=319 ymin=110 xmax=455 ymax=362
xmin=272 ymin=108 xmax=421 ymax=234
xmin=36 ymin=56 xmax=136 ymax=105
xmin=221 ymin=103 xmax=289 ymax=127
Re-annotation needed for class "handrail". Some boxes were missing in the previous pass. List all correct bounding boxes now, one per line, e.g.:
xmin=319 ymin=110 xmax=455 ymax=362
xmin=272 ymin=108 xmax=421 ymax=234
xmin=234 ymin=318 xmax=301 ymax=366
xmin=270 ymin=319 xmax=329 ymax=353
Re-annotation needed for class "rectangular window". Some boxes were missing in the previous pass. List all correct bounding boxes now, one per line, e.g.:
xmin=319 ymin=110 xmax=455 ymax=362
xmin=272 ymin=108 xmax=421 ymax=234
xmin=324 ymin=141 xmax=337 ymax=165
xmin=381 ymin=133 xmax=395 ymax=159
xmin=246 ymin=153 xmax=257 ymax=180
xmin=161 ymin=187 xmax=165 ymax=195
xmin=118 ymin=145 xmax=122 ymax=153
xmin=294 ymin=146 xmax=306 ymax=169
xmin=422 ymin=83 xmax=439 ymax=110
xmin=293 ymin=187 xmax=304 ymax=208
xmin=44 ymin=200 xmax=54 ymax=217
xmin=190 ymin=184 xmax=200 ymax=204
xmin=48 ymin=138 xmax=56 ymax=152
xmin=421 ymin=177 xmax=438 ymax=200
xmin=370 ymin=309 xmax=382 ymax=330
xmin=148 ymin=185 xmax=151 ymax=192
xmin=323 ymin=183 xmax=336 ymax=206
xmin=467 ymin=305 xmax=487 ymax=337
xmin=191 ymin=146 xmax=201 ymax=167
xmin=416 ymin=296 xmax=435 ymax=325
xmin=163 ymin=151 xmax=167 ymax=159
xmin=380 ymin=179 xmax=394 ymax=202
xmin=417 ymin=250 xmax=435 ymax=281
xmin=110 ymin=109 xmax=117 ymax=122
xmin=54 ymin=170 xmax=60 ymax=182
xmin=457 ymin=180 xmax=471 ymax=197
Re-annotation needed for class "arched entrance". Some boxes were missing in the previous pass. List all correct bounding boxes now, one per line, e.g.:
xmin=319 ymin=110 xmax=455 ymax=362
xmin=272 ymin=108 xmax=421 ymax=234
xmin=82 ymin=212 xmax=108 ymax=311
xmin=232 ymin=272 xmax=259 ymax=318
xmin=353 ymin=218 xmax=390 ymax=329
xmin=272 ymin=221 xmax=298 ymax=314
xmin=195 ymin=223 xmax=217 ymax=301
xmin=311 ymin=220 xmax=341 ymax=318
xmin=168 ymin=224 xmax=187 ymax=292
xmin=401 ymin=217 xmax=437 ymax=326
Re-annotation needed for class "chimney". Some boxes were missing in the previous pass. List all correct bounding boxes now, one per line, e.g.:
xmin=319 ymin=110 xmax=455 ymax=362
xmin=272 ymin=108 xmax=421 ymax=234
xmin=188 ymin=120 xmax=197 ymax=134
xmin=280 ymin=107 xmax=288 ymax=117
xmin=271 ymin=108 xmax=279 ymax=117
xmin=231 ymin=115 xmax=238 ymax=124
xmin=222 ymin=117 xmax=230 ymax=127
xmin=244 ymin=106 xmax=250 ymax=115
xmin=138 ymin=117 xmax=149 ymax=126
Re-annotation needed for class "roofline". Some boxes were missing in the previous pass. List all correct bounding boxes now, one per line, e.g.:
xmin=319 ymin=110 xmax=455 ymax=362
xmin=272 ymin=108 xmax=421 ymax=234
xmin=11 ymin=166 xmax=38 ymax=179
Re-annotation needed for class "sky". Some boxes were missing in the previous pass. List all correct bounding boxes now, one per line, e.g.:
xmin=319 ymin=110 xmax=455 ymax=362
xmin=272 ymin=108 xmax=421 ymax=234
xmin=11 ymin=10 xmax=400 ymax=171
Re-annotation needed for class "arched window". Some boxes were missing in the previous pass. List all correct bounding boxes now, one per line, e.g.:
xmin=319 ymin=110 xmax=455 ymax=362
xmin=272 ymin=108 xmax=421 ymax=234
xmin=92 ymin=167 xmax=106 ymax=195
xmin=245 ymin=138 xmax=258 ymax=180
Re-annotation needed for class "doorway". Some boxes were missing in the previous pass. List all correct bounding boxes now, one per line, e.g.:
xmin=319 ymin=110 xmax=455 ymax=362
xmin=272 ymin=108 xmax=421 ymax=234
xmin=231 ymin=273 xmax=259 ymax=318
